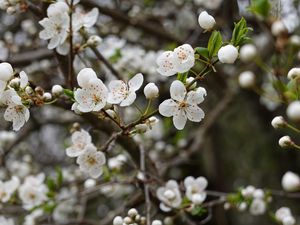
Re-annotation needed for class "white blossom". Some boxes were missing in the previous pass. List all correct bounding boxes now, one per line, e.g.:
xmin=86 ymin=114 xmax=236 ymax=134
xmin=281 ymin=171 xmax=300 ymax=192
xmin=173 ymin=44 xmax=195 ymax=73
xmin=275 ymin=207 xmax=296 ymax=225
xmin=218 ymin=44 xmax=238 ymax=64
xmin=19 ymin=174 xmax=48 ymax=210
xmin=107 ymin=73 xmax=143 ymax=107
xmin=19 ymin=71 xmax=28 ymax=89
xmin=159 ymin=81 xmax=205 ymax=130
xmin=184 ymin=176 xmax=208 ymax=204
xmin=156 ymin=180 xmax=182 ymax=212
xmin=0 ymin=62 xmax=13 ymax=82
xmin=66 ymin=129 xmax=92 ymax=157
xmin=240 ymin=44 xmax=257 ymax=62
xmin=271 ymin=116 xmax=286 ymax=129
xmin=0 ymin=176 xmax=19 ymax=203
xmin=113 ymin=216 xmax=123 ymax=225
xmin=238 ymin=71 xmax=255 ymax=88
xmin=0 ymin=216 xmax=14 ymax=225
xmin=271 ymin=20 xmax=286 ymax=36
xmin=198 ymin=11 xmax=216 ymax=30
xmin=156 ymin=51 xmax=177 ymax=76
xmin=51 ymin=84 xmax=63 ymax=95
xmin=76 ymin=144 xmax=106 ymax=178
xmin=249 ymin=198 xmax=266 ymax=215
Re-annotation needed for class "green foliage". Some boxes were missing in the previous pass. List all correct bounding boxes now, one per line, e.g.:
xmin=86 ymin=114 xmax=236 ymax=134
xmin=177 ymin=72 xmax=188 ymax=83
xmin=63 ymin=89 xmax=74 ymax=100
xmin=195 ymin=47 xmax=209 ymax=60
xmin=231 ymin=18 xmax=252 ymax=47
xmin=248 ymin=0 xmax=270 ymax=18
xmin=207 ymin=31 xmax=223 ymax=58
xmin=109 ymin=49 xmax=122 ymax=63
xmin=191 ymin=206 xmax=207 ymax=216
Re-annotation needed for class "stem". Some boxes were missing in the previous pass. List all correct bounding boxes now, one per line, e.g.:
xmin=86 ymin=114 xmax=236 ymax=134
xmin=286 ymin=123 xmax=300 ymax=133
xmin=68 ymin=0 xmax=75 ymax=88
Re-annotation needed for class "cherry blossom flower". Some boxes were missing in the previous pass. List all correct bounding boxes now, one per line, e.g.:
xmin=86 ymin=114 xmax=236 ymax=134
xmin=159 ymin=80 xmax=206 ymax=130
xmin=107 ymin=73 xmax=143 ymax=107
xmin=184 ymin=176 xmax=208 ymax=205
xmin=156 ymin=51 xmax=177 ymax=76
xmin=74 ymin=69 xmax=108 ymax=113
xmin=76 ymin=144 xmax=106 ymax=178
xmin=73 ymin=8 xmax=99 ymax=32
xmin=0 ymin=216 xmax=14 ymax=225
xmin=1 ymin=89 xmax=30 ymax=131
xmin=156 ymin=180 xmax=182 ymax=212
xmin=0 ymin=176 xmax=20 ymax=203
xmin=66 ymin=129 xmax=92 ymax=157
xmin=19 ymin=174 xmax=48 ymax=210
xmin=173 ymin=44 xmax=195 ymax=73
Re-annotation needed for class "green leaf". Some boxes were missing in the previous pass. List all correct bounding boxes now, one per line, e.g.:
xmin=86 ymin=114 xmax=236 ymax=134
xmin=207 ymin=31 xmax=223 ymax=58
xmin=248 ymin=0 xmax=270 ymax=18
xmin=195 ymin=47 xmax=209 ymax=59
xmin=231 ymin=18 xmax=252 ymax=46
xmin=191 ymin=206 xmax=207 ymax=216
xmin=46 ymin=178 xmax=56 ymax=192
xmin=109 ymin=49 xmax=122 ymax=63
xmin=177 ymin=72 xmax=188 ymax=83
xmin=63 ymin=89 xmax=74 ymax=100
xmin=56 ymin=167 xmax=63 ymax=188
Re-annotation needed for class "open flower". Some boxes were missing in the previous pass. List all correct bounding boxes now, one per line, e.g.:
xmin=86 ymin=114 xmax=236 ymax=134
xmin=76 ymin=144 xmax=106 ymax=178
xmin=159 ymin=80 xmax=206 ymax=130
xmin=0 ymin=176 xmax=20 ymax=203
xmin=107 ymin=73 xmax=143 ymax=107
xmin=173 ymin=44 xmax=195 ymax=73
xmin=184 ymin=176 xmax=208 ymax=205
xmin=66 ymin=129 xmax=92 ymax=157
xmin=0 ymin=216 xmax=14 ymax=225
xmin=156 ymin=180 xmax=182 ymax=212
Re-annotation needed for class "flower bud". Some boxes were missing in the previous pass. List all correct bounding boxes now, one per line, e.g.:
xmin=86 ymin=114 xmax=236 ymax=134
xmin=186 ymin=77 xmax=197 ymax=89
xmin=9 ymin=78 xmax=20 ymax=88
xmin=281 ymin=171 xmax=300 ymax=192
xmin=84 ymin=179 xmax=96 ymax=189
xmin=51 ymin=84 xmax=63 ymax=96
xmin=43 ymin=92 xmax=52 ymax=101
xmin=25 ymin=86 xmax=33 ymax=95
xmin=6 ymin=6 xmax=16 ymax=15
xmin=287 ymin=101 xmax=300 ymax=121
xmin=271 ymin=116 xmax=286 ymax=129
xmin=87 ymin=35 xmax=102 ymax=46
xmin=218 ymin=44 xmax=238 ymax=64
xmin=271 ymin=20 xmax=287 ymax=36
xmin=278 ymin=136 xmax=293 ymax=148
xmin=152 ymin=220 xmax=162 ymax=225
xmin=135 ymin=124 xmax=148 ymax=133
xmin=144 ymin=82 xmax=159 ymax=99
xmin=128 ymin=208 xmax=138 ymax=218
xmin=290 ymin=35 xmax=300 ymax=46
xmin=239 ymin=44 xmax=257 ymax=62
xmin=123 ymin=216 xmax=132 ymax=224
xmin=198 ymin=11 xmax=216 ymax=30
xmin=287 ymin=68 xmax=300 ymax=80
xmin=238 ymin=71 xmax=255 ymax=88
xmin=238 ymin=202 xmax=247 ymax=212
xmin=113 ymin=216 xmax=123 ymax=225
xmin=0 ymin=62 xmax=13 ymax=81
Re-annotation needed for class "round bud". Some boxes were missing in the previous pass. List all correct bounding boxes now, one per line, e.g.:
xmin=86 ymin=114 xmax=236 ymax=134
xmin=164 ymin=190 xmax=175 ymax=200
xmin=77 ymin=68 xmax=97 ymax=88
xmin=290 ymin=35 xmax=300 ymax=46
xmin=51 ymin=84 xmax=63 ymax=96
xmin=113 ymin=216 xmax=124 ymax=225
xmin=144 ymin=82 xmax=159 ymax=99
xmin=238 ymin=202 xmax=247 ymax=212
xmin=43 ymin=92 xmax=52 ymax=101
xmin=140 ymin=217 xmax=146 ymax=225
xmin=152 ymin=220 xmax=162 ymax=225
xmin=281 ymin=171 xmax=300 ymax=192
xmin=287 ymin=68 xmax=300 ymax=80
xmin=239 ymin=44 xmax=257 ymax=62
xmin=271 ymin=116 xmax=286 ymax=129
xmin=0 ymin=62 xmax=14 ymax=81
xmin=218 ymin=44 xmax=238 ymax=64
xmin=198 ymin=11 xmax=216 ymax=30
xmin=253 ymin=189 xmax=264 ymax=199
xmin=135 ymin=124 xmax=148 ymax=133
xmin=9 ymin=78 xmax=20 ymax=88
xmin=128 ymin=208 xmax=138 ymax=218
xmin=271 ymin=20 xmax=286 ymax=36
xmin=87 ymin=35 xmax=103 ymax=46
xmin=238 ymin=71 xmax=255 ymax=88
xmin=25 ymin=86 xmax=33 ymax=95
xmin=278 ymin=136 xmax=293 ymax=148
xmin=282 ymin=216 xmax=296 ymax=225
xmin=287 ymin=101 xmax=300 ymax=121
xmin=123 ymin=216 xmax=132 ymax=224
xmin=84 ymin=179 xmax=96 ymax=189
xmin=224 ymin=202 xmax=231 ymax=210
xmin=6 ymin=6 xmax=16 ymax=15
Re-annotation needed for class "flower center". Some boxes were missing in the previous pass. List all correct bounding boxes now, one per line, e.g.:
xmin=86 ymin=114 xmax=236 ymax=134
xmin=179 ymin=101 xmax=188 ymax=109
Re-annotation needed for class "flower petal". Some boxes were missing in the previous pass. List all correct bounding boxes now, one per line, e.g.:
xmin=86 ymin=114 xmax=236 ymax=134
xmin=158 ymin=99 xmax=177 ymax=117
xmin=128 ymin=73 xmax=143 ymax=91
xmin=186 ymin=105 xmax=205 ymax=122
xmin=173 ymin=109 xmax=187 ymax=130
xmin=170 ymin=80 xmax=186 ymax=102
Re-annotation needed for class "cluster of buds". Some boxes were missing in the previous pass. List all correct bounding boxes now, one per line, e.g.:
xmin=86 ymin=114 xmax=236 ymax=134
xmin=113 ymin=208 xmax=163 ymax=225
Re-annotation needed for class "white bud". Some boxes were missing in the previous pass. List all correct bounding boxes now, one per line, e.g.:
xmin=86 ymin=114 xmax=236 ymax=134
xmin=51 ymin=84 xmax=63 ymax=95
xmin=128 ymin=208 xmax=138 ymax=217
xmin=239 ymin=44 xmax=257 ymax=62
xmin=25 ymin=86 xmax=33 ymax=94
xmin=271 ymin=20 xmax=286 ymax=36
xmin=6 ymin=6 xmax=16 ymax=14
xmin=0 ymin=62 xmax=14 ymax=81
xmin=144 ymin=82 xmax=159 ymax=99
xmin=9 ymin=78 xmax=20 ymax=87
xmin=218 ymin=45 xmax=238 ymax=64
xmin=123 ymin=216 xmax=132 ymax=224
xmin=271 ymin=116 xmax=286 ymax=129
xmin=290 ymin=35 xmax=300 ymax=46
xmin=43 ymin=92 xmax=52 ymax=101
xmin=198 ymin=11 xmax=216 ymax=30
xmin=238 ymin=202 xmax=247 ymax=211
xmin=282 ymin=215 xmax=296 ymax=225
xmin=281 ymin=171 xmax=300 ymax=192
xmin=253 ymin=189 xmax=264 ymax=199
xmin=135 ymin=124 xmax=148 ymax=133
xmin=224 ymin=202 xmax=231 ymax=210
xmin=87 ymin=35 xmax=103 ymax=46
xmin=113 ymin=216 xmax=124 ymax=225
xmin=287 ymin=68 xmax=300 ymax=80
xmin=287 ymin=101 xmax=300 ymax=121
xmin=152 ymin=220 xmax=162 ymax=225
xmin=238 ymin=71 xmax=255 ymax=88
xmin=84 ymin=179 xmax=96 ymax=189
xmin=278 ymin=136 xmax=293 ymax=148
xmin=164 ymin=190 xmax=175 ymax=200
xmin=186 ymin=77 xmax=197 ymax=89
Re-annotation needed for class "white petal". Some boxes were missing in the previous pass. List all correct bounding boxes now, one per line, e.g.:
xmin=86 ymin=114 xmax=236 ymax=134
xmin=173 ymin=109 xmax=187 ymax=130
xmin=170 ymin=80 xmax=186 ymax=102
xmin=19 ymin=71 xmax=28 ymax=89
xmin=89 ymin=166 xmax=103 ymax=178
xmin=158 ymin=99 xmax=177 ymax=117
xmin=107 ymin=80 xmax=127 ymax=104
xmin=186 ymin=105 xmax=205 ymax=122
xmin=196 ymin=177 xmax=208 ymax=190
xmin=186 ymin=90 xmax=205 ymax=105
xmin=77 ymin=68 xmax=98 ymax=88
xmin=184 ymin=176 xmax=195 ymax=188
xmin=120 ymin=91 xmax=136 ymax=107
xmin=128 ymin=73 xmax=143 ymax=91
xmin=83 ymin=8 xmax=99 ymax=27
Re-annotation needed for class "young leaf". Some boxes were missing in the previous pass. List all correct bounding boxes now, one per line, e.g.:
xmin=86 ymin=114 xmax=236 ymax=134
xmin=248 ymin=0 xmax=270 ymax=18
xmin=231 ymin=18 xmax=252 ymax=46
xmin=195 ymin=47 xmax=209 ymax=59
xmin=177 ymin=72 xmax=188 ymax=83
xmin=207 ymin=31 xmax=223 ymax=57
